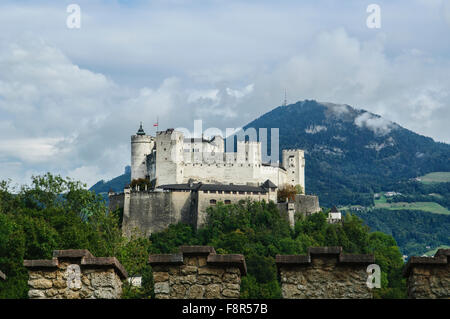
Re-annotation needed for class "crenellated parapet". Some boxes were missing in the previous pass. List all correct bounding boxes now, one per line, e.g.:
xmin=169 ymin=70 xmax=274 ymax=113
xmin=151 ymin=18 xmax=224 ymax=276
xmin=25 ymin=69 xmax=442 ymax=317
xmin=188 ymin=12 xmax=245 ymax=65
xmin=276 ymin=247 xmax=374 ymax=299
xmin=148 ymin=246 xmax=246 ymax=299
xmin=23 ymin=249 xmax=127 ymax=299
xmin=403 ymin=249 xmax=450 ymax=299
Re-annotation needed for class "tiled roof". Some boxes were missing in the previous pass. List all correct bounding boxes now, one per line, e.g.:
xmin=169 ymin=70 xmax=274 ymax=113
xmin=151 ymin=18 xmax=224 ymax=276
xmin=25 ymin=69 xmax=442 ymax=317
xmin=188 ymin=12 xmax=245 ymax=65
xmin=157 ymin=180 xmax=277 ymax=193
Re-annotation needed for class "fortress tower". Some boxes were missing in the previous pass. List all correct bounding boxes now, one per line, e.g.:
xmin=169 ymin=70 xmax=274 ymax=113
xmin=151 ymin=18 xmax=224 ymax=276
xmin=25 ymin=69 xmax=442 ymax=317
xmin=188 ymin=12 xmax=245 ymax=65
xmin=154 ymin=129 xmax=185 ymax=186
xmin=131 ymin=124 xmax=154 ymax=181
xmin=282 ymin=149 xmax=306 ymax=193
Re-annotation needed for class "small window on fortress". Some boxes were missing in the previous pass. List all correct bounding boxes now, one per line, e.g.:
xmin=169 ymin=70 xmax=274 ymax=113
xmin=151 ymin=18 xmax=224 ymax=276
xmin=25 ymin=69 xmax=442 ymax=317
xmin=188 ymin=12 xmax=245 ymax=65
xmin=210 ymin=199 xmax=216 ymax=204
xmin=224 ymin=200 xmax=231 ymax=204
xmin=239 ymin=191 xmax=245 ymax=195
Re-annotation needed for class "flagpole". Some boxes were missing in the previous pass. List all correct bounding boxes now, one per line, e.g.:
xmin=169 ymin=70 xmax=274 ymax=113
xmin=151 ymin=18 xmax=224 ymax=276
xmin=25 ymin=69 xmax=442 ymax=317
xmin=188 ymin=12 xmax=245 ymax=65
xmin=154 ymin=116 xmax=159 ymax=134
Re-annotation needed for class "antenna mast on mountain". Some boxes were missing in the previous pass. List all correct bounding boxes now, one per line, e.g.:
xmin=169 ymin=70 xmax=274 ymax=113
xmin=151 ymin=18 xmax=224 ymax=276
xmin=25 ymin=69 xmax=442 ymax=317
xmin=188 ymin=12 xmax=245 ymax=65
xmin=283 ymin=89 xmax=287 ymax=107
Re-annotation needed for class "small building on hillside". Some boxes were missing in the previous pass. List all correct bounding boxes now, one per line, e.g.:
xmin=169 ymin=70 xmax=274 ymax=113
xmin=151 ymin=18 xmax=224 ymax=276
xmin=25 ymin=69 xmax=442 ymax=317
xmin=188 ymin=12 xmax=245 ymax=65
xmin=327 ymin=206 xmax=342 ymax=224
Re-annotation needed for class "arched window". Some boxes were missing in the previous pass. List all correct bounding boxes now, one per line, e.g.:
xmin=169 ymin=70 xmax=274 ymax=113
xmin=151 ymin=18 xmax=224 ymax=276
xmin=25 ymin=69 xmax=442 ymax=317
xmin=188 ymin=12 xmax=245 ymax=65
xmin=210 ymin=199 xmax=217 ymax=204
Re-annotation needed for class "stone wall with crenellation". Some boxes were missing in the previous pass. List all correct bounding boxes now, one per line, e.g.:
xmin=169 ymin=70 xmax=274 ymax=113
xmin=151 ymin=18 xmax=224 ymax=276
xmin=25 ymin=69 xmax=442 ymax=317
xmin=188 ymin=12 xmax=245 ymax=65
xmin=276 ymin=247 xmax=374 ymax=299
xmin=149 ymin=246 xmax=246 ymax=299
xmin=23 ymin=250 xmax=127 ymax=299
xmin=403 ymin=249 xmax=450 ymax=299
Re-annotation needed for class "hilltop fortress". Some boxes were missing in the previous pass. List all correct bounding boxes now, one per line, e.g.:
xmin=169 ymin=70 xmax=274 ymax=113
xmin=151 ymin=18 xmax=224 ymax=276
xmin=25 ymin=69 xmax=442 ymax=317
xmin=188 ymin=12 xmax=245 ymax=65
xmin=109 ymin=124 xmax=320 ymax=237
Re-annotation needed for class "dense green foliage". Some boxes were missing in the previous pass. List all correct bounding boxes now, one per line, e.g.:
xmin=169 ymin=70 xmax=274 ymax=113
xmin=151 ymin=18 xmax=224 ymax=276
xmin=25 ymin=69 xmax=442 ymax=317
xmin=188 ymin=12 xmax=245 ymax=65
xmin=353 ymin=209 xmax=450 ymax=257
xmin=149 ymin=201 xmax=406 ymax=299
xmin=0 ymin=174 xmax=152 ymax=299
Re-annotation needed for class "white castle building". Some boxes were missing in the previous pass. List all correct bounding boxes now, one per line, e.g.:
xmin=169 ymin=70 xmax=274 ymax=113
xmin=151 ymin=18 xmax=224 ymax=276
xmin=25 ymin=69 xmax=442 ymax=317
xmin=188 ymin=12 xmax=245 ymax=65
xmin=110 ymin=124 xmax=319 ymax=237
xmin=131 ymin=124 xmax=306 ymax=190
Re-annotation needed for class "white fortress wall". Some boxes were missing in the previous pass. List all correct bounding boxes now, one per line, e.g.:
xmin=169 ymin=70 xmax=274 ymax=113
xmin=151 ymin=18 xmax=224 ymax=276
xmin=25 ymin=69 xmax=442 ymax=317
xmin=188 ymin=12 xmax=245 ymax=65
xmin=155 ymin=130 xmax=185 ymax=186
xmin=131 ymin=134 xmax=153 ymax=180
xmin=183 ymin=161 xmax=259 ymax=185
xmin=259 ymin=165 xmax=287 ymax=187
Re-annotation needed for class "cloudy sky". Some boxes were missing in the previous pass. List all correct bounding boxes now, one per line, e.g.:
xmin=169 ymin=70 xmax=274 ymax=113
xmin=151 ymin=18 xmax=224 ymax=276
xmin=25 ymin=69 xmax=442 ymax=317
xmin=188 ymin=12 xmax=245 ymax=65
xmin=0 ymin=0 xmax=449 ymax=187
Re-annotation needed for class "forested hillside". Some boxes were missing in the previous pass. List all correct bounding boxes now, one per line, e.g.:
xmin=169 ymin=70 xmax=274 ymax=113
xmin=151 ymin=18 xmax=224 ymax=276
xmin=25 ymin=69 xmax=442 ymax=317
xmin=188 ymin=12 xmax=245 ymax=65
xmin=353 ymin=209 xmax=450 ymax=257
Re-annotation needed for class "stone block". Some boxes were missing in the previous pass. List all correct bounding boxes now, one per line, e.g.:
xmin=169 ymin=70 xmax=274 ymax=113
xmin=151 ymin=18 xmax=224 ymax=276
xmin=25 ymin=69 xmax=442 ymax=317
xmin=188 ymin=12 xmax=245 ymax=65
xmin=222 ymin=289 xmax=240 ymax=298
xmin=153 ymin=271 xmax=169 ymax=282
xmin=171 ymin=284 xmax=187 ymax=298
xmin=204 ymin=284 xmax=221 ymax=299
xmin=28 ymin=289 xmax=45 ymax=299
xmin=154 ymin=282 xmax=170 ymax=295
xmin=181 ymin=265 xmax=198 ymax=275
xmin=198 ymin=267 xmax=224 ymax=277
xmin=187 ymin=285 xmax=205 ymax=299
xmin=28 ymin=278 xmax=53 ymax=289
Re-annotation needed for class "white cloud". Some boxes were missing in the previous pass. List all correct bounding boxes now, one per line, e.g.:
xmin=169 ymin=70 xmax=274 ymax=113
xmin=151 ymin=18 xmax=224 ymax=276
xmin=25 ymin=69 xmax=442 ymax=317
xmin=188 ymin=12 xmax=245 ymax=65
xmin=0 ymin=137 xmax=66 ymax=163
xmin=66 ymin=165 xmax=112 ymax=188
xmin=354 ymin=112 xmax=396 ymax=136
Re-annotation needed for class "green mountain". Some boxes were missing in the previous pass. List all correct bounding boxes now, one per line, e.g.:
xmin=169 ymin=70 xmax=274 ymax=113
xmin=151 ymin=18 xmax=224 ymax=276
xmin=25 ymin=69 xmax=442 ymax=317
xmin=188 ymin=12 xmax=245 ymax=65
xmin=243 ymin=100 xmax=450 ymax=207
xmin=90 ymin=166 xmax=131 ymax=194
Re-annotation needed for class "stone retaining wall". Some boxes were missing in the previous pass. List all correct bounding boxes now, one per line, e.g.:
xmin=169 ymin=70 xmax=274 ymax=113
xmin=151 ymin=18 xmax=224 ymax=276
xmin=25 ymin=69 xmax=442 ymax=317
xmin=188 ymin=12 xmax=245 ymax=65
xmin=23 ymin=249 xmax=127 ymax=299
xmin=276 ymin=247 xmax=374 ymax=299
xmin=149 ymin=246 xmax=246 ymax=299
xmin=403 ymin=249 xmax=450 ymax=299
